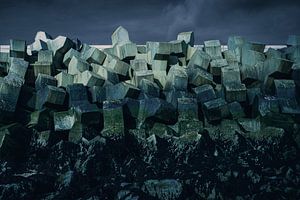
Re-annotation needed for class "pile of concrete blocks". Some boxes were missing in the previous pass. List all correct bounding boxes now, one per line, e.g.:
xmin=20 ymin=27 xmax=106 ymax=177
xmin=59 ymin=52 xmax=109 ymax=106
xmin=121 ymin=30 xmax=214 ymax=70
xmin=1 ymin=27 xmax=300 ymax=159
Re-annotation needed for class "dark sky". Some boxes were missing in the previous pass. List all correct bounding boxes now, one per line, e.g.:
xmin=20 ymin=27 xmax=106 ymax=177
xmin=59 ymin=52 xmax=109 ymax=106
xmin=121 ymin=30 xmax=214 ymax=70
xmin=1 ymin=0 xmax=300 ymax=44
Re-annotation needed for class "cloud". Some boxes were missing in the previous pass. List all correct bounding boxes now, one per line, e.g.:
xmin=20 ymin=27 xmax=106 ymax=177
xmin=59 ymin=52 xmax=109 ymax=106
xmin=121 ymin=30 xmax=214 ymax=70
xmin=0 ymin=0 xmax=299 ymax=44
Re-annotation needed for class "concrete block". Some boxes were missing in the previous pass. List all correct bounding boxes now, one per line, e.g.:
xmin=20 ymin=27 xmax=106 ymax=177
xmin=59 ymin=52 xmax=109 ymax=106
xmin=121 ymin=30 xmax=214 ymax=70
xmin=114 ymin=42 xmax=137 ymax=60
xmin=223 ymin=50 xmax=239 ymax=65
xmin=243 ymin=42 xmax=265 ymax=53
xmin=204 ymin=40 xmax=222 ymax=60
xmin=35 ymin=73 xmax=57 ymax=91
xmin=74 ymin=102 xmax=101 ymax=124
xmin=274 ymin=79 xmax=296 ymax=99
xmin=75 ymin=70 xmax=105 ymax=87
xmin=101 ymin=100 xmax=124 ymax=138
xmin=203 ymin=98 xmax=229 ymax=122
xmin=9 ymin=39 xmax=26 ymax=58
xmin=68 ymin=56 xmax=90 ymax=75
xmin=177 ymin=31 xmax=194 ymax=46
xmin=34 ymin=31 xmax=52 ymax=42
xmin=241 ymin=49 xmax=265 ymax=66
xmin=8 ymin=57 xmax=29 ymax=79
xmin=228 ymin=101 xmax=245 ymax=119
xmin=187 ymin=49 xmax=211 ymax=70
xmin=55 ymin=71 xmax=74 ymax=88
xmin=82 ymin=47 xmax=106 ymax=65
xmin=210 ymin=59 xmax=228 ymax=76
xmin=134 ymin=70 xmax=154 ymax=87
xmin=111 ymin=26 xmax=130 ymax=46
xmin=177 ymin=97 xmax=198 ymax=120
xmin=0 ymin=78 xmax=22 ymax=113
xmin=54 ymin=110 xmax=76 ymax=131
xmin=224 ymin=83 xmax=247 ymax=102
xmin=63 ymin=48 xmax=81 ymax=66
xmin=192 ymin=84 xmax=216 ymax=104
xmin=92 ymin=63 xmax=119 ymax=84
xmin=106 ymin=82 xmax=140 ymax=100
xmin=169 ymin=40 xmax=187 ymax=56
xmin=165 ymin=65 xmax=188 ymax=91
xmin=30 ymin=40 xmax=48 ymax=55
xmin=105 ymin=58 xmax=130 ymax=76
xmin=221 ymin=65 xmax=241 ymax=85
xmin=188 ymin=68 xmax=215 ymax=87
xmin=36 ymin=85 xmax=66 ymax=108
xmin=151 ymin=60 xmax=167 ymax=71
xmin=139 ymin=78 xmax=160 ymax=97
xmin=66 ymin=84 xmax=88 ymax=107
xmin=153 ymin=71 xmax=167 ymax=89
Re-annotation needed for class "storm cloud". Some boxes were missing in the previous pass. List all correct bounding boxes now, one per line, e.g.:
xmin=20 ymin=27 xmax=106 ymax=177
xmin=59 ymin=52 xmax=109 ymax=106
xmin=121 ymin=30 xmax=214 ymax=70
xmin=0 ymin=0 xmax=299 ymax=44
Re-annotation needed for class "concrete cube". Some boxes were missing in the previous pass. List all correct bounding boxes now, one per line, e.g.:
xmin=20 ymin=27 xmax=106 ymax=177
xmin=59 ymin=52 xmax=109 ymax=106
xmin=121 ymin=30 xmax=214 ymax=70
xmin=203 ymin=98 xmax=229 ymax=122
xmin=192 ymin=84 xmax=216 ymax=104
xmin=75 ymin=70 xmax=105 ymax=87
xmin=55 ymin=71 xmax=74 ymax=88
xmin=177 ymin=31 xmax=194 ymax=46
xmin=9 ymin=39 xmax=26 ymax=58
xmin=82 ymin=47 xmax=106 ymax=65
xmin=204 ymin=40 xmax=222 ymax=60
xmin=68 ymin=56 xmax=90 ymax=75
xmin=187 ymin=49 xmax=211 ymax=70
xmin=224 ymin=83 xmax=247 ymax=102
xmin=210 ymin=59 xmax=228 ymax=76
xmin=101 ymin=100 xmax=124 ymax=138
xmin=111 ymin=26 xmax=130 ymax=46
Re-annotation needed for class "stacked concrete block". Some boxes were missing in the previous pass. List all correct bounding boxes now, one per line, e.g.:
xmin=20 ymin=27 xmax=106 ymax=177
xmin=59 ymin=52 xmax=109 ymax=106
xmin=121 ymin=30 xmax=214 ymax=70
xmin=111 ymin=26 xmax=130 ymax=46
xmin=54 ymin=110 xmax=76 ymax=131
xmin=105 ymin=57 xmax=130 ymax=76
xmin=35 ymin=73 xmax=57 ymax=91
xmin=165 ymin=65 xmax=188 ymax=91
xmin=139 ymin=79 xmax=160 ymax=97
xmin=48 ymin=36 xmax=74 ymax=69
xmin=204 ymin=40 xmax=222 ymax=60
xmin=210 ymin=59 xmax=228 ymax=77
xmin=33 ymin=50 xmax=53 ymax=77
xmin=0 ymin=58 xmax=28 ymax=115
xmin=151 ymin=60 xmax=167 ymax=71
xmin=224 ymin=83 xmax=247 ymax=102
xmin=187 ymin=49 xmax=211 ymax=70
xmin=134 ymin=70 xmax=154 ymax=87
xmin=68 ymin=56 xmax=90 ymax=75
xmin=63 ymin=48 xmax=81 ymax=66
xmin=188 ymin=67 xmax=215 ymax=87
xmin=106 ymin=82 xmax=140 ymax=100
xmin=146 ymin=42 xmax=171 ymax=64
xmin=82 ymin=47 xmax=106 ymax=65
xmin=0 ymin=52 xmax=9 ymax=74
xmin=36 ymin=85 xmax=66 ymax=109
xmin=203 ymin=98 xmax=229 ymax=122
xmin=101 ymin=100 xmax=124 ymax=139
xmin=75 ymin=70 xmax=105 ymax=87
xmin=227 ymin=36 xmax=246 ymax=63
xmin=177 ymin=98 xmax=198 ymax=120
xmin=177 ymin=31 xmax=194 ymax=46
xmin=192 ymin=84 xmax=216 ymax=104
xmin=2 ymin=28 xmax=300 ymax=145
xmin=10 ymin=39 xmax=27 ymax=58
xmin=92 ymin=63 xmax=119 ymax=84
xmin=55 ymin=71 xmax=74 ymax=88
xmin=223 ymin=50 xmax=239 ymax=65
